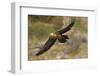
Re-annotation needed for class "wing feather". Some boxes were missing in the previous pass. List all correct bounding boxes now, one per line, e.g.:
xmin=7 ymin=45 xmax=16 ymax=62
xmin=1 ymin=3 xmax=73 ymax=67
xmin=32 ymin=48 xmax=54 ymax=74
xmin=57 ymin=20 xmax=75 ymax=34
xmin=36 ymin=37 xmax=56 ymax=56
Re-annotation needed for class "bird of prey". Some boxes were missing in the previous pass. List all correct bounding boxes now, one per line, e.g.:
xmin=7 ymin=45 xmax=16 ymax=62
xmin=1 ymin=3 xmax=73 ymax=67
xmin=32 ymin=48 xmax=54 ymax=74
xmin=36 ymin=20 xmax=75 ymax=56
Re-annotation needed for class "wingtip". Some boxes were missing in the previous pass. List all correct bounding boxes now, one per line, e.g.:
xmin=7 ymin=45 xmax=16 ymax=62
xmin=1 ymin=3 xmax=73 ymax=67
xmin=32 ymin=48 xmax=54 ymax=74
xmin=36 ymin=52 xmax=41 ymax=56
xmin=35 ymin=50 xmax=44 ymax=56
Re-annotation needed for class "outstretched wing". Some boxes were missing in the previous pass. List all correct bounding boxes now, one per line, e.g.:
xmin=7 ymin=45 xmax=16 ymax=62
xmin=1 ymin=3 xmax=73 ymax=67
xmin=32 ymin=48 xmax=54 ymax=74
xmin=36 ymin=37 xmax=57 ymax=56
xmin=57 ymin=20 xmax=75 ymax=34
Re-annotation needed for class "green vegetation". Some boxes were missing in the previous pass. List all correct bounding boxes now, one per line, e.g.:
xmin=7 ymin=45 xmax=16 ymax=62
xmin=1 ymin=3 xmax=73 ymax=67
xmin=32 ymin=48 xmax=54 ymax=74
xmin=28 ymin=22 xmax=55 ymax=40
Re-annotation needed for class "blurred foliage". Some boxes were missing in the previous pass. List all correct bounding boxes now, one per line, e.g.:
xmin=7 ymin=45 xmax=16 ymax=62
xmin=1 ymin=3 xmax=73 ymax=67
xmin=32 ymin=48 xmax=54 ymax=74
xmin=28 ymin=22 xmax=55 ymax=40
xmin=73 ymin=17 xmax=88 ymax=33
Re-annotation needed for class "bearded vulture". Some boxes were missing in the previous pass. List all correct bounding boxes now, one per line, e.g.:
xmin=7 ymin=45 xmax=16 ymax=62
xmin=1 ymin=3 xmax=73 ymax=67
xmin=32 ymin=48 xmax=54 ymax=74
xmin=36 ymin=20 xmax=75 ymax=56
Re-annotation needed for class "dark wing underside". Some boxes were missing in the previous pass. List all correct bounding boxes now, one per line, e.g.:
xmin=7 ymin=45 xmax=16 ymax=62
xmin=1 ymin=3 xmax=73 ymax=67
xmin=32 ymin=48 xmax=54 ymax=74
xmin=57 ymin=20 xmax=75 ymax=34
xmin=36 ymin=37 xmax=56 ymax=56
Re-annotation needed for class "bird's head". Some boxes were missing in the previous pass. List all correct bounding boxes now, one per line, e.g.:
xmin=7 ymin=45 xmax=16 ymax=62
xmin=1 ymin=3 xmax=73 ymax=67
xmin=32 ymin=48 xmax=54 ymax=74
xmin=50 ymin=33 xmax=57 ymax=39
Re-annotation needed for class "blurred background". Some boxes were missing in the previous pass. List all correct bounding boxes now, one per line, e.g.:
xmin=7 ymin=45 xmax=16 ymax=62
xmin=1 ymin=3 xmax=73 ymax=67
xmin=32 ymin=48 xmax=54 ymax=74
xmin=28 ymin=15 xmax=88 ymax=61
